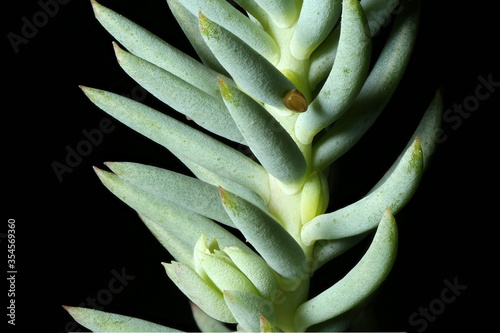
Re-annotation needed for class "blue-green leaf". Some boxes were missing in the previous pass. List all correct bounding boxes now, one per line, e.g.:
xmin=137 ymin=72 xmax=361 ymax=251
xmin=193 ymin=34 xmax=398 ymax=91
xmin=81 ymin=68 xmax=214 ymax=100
xmin=219 ymin=188 xmax=307 ymax=285
xmin=64 ymin=306 xmax=182 ymax=332
xmin=113 ymin=44 xmax=245 ymax=145
xmin=295 ymin=0 xmax=372 ymax=144
xmin=301 ymin=138 xmax=422 ymax=244
xmin=312 ymin=1 xmax=420 ymax=170
xmin=290 ymin=0 xmax=341 ymax=60
xmin=294 ymin=209 xmax=398 ymax=331
xmin=370 ymin=90 xmax=443 ymax=191
xmin=176 ymin=0 xmax=279 ymax=63
xmin=93 ymin=168 xmax=253 ymax=266
xmin=81 ymin=87 xmax=270 ymax=201
xmin=196 ymin=247 xmax=260 ymax=296
xmin=362 ymin=0 xmax=401 ymax=36
xmin=91 ymin=0 xmax=222 ymax=98
xmin=219 ymin=78 xmax=306 ymax=189
xmin=179 ymin=157 xmax=269 ymax=208
xmin=200 ymin=14 xmax=297 ymax=110
xmin=253 ymin=0 xmax=297 ymax=28
xmin=190 ymin=303 xmax=231 ymax=332
xmin=164 ymin=261 xmax=236 ymax=323
xmin=139 ymin=214 xmax=194 ymax=268
xmin=223 ymin=290 xmax=275 ymax=332
xmin=166 ymin=0 xmax=227 ymax=74
xmin=105 ymin=161 xmax=234 ymax=227
xmin=308 ymin=0 xmax=401 ymax=90
xmin=223 ymin=246 xmax=279 ymax=301
xmin=311 ymin=234 xmax=368 ymax=272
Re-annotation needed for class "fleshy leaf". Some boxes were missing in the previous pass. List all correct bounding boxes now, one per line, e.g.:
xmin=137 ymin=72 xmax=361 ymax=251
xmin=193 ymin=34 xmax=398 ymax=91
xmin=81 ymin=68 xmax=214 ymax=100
xmin=301 ymin=138 xmax=422 ymax=244
xmin=219 ymin=78 xmax=306 ymax=189
xmin=362 ymin=0 xmax=401 ymax=36
xmin=190 ymin=303 xmax=231 ymax=332
xmin=295 ymin=0 xmax=372 ymax=144
xmin=167 ymin=0 xmax=227 ymax=74
xmin=139 ymin=214 xmax=194 ymax=268
xmin=63 ymin=306 xmax=182 ymax=332
xmin=253 ymin=0 xmax=297 ymax=28
xmin=176 ymin=0 xmax=279 ymax=63
xmin=308 ymin=0 xmax=400 ymax=90
xmin=196 ymin=245 xmax=260 ymax=296
xmin=290 ymin=0 xmax=341 ymax=60
xmin=305 ymin=302 xmax=366 ymax=332
xmin=294 ymin=209 xmax=398 ymax=331
xmin=164 ymin=261 xmax=236 ymax=323
xmin=219 ymin=188 xmax=307 ymax=285
xmin=369 ymin=90 xmax=443 ymax=191
xmin=223 ymin=246 xmax=279 ymax=302
xmin=312 ymin=0 xmax=420 ymax=171
xmin=311 ymin=234 xmax=369 ymax=272
xmin=113 ymin=43 xmax=245 ymax=145
xmin=223 ymin=290 xmax=275 ymax=333
xmin=260 ymin=314 xmax=279 ymax=332
xmin=91 ymin=0 xmax=222 ymax=98
xmin=81 ymin=87 xmax=270 ymax=201
xmin=179 ymin=157 xmax=269 ymax=208
xmin=105 ymin=161 xmax=234 ymax=228
xmin=200 ymin=14 xmax=296 ymax=110
xmin=93 ymin=168 xmax=253 ymax=266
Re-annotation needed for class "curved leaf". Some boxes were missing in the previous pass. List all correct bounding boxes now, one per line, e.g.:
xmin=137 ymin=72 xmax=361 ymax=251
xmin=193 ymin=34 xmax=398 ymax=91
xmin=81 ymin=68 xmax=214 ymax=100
xmin=139 ymin=214 xmax=194 ymax=268
xmin=113 ymin=44 xmax=245 ymax=144
xmin=190 ymin=303 xmax=231 ymax=332
xmin=196 ymin=247 xmax=260 ymax=296
xmin=312 ymin=0 xmax=420 ymax=171
xmin=200 ymin=14 xmax=296 ymax=110
xmin=219 ymin=188 xmax=307 ymax=285
xmin=179 ymin=157 xmax=269 ymax=208
xmin=311 ymin=234 xmax=368 ymax=272
xmin=294 ymin=209 xmax=398 ymax=331
xmin=81 ymin=87 xmax=270 ymax=201
xmin=64 ymin=306 xmax=182 ymax=332
xmin=295 ymin=0 xmax=372 ymax=144
xmin=253 ymin=0 xmax=297 ymax=28
xmin=301 ymin=138 xmax=422 ymax=244
xmin=166 ymin=0 xmax=227 ymax=74
xmin=176 ymin=0 xmax=279 ymax=63
xmin=290 ymin=0 xmax=341 ymax=60
xmin=91 ymin=0 xmax=222 ymax=98
xmin=369 ymin=90 xmax=443 ymax=191
xmin=164 ymin=261 xmax=236 ymax=323
xmin=362 ymin=0 xmax=401 ymax=36
xmin=105 ymin=161 xmax=234 ymax=227
xmin=219 ymin=78 xmax=306 ymax=188
xmin=223 ymin=290 xmax=275 ymax=332
xmin=93 ymin=168 xmax=253 ymax=264
xmin=223 ymin=246 xmax=279 ymax=301
xmin=308 ymin=0 xmax=401 ymax=89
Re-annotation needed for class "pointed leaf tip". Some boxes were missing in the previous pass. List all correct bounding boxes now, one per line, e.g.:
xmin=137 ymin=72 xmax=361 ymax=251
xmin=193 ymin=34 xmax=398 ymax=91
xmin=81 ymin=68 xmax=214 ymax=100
xmin=89 ymin=0 xmax=100 ymax=15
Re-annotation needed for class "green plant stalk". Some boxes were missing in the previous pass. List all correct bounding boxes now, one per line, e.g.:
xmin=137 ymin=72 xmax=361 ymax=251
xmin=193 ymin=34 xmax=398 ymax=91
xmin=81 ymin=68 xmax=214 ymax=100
xmin=65 ymin=0 xmax=442 ymax=331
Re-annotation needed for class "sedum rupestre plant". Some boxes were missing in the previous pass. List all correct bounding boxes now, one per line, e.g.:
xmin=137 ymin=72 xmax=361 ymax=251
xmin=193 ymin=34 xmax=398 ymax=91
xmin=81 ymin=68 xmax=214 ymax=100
xmin=65 ymin=0 xmax=442 ymax=331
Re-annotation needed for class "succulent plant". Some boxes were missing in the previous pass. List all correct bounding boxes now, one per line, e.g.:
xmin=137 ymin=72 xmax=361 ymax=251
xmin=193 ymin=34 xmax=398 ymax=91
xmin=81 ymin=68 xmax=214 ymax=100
xmin=65 ymin=0 xmax=442 ymax=331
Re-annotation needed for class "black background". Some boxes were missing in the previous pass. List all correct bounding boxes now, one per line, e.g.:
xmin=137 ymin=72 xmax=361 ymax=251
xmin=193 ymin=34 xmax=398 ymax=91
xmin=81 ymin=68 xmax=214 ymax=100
xmin=4 ymin=0 xmax=499 ymax=332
